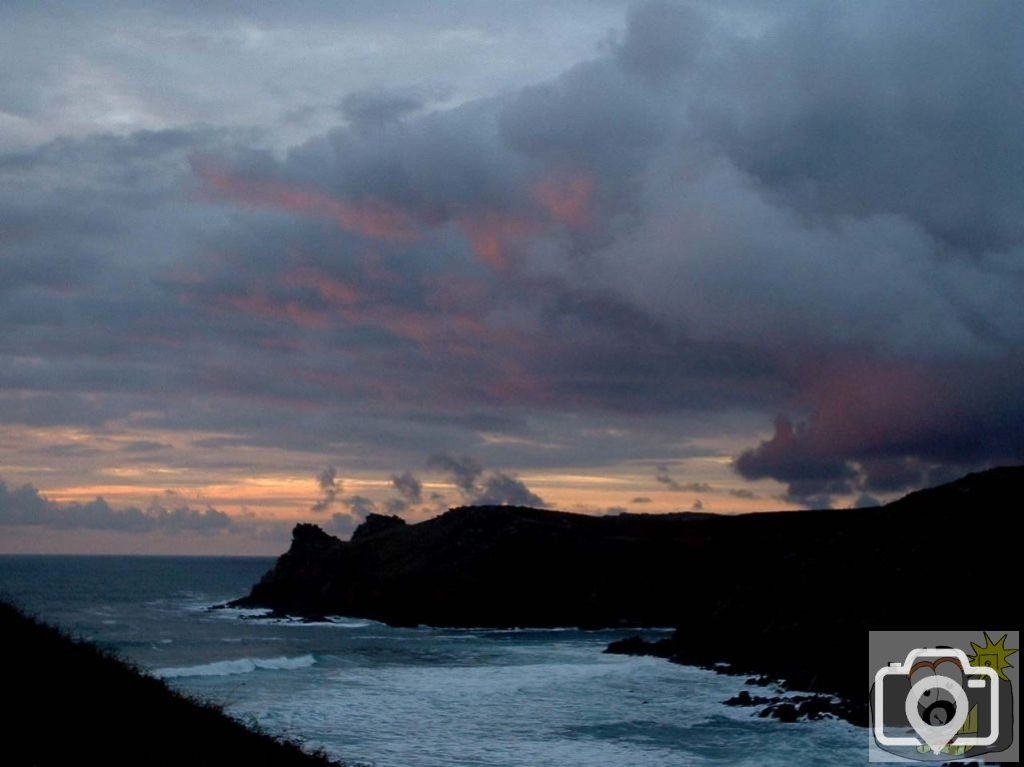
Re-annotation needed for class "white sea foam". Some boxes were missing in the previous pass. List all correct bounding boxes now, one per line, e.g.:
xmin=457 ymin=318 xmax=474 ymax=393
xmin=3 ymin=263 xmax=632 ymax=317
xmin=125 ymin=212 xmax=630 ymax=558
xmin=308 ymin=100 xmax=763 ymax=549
xmin=436 ymin=626 xmax=676 ymax=635
xmin=154 ymin=654 xmax=316 ymax=679
xmin=261 ymin=617 xmax=375 ymax=629
xmin=7 ymin=557 xmax=867 ymax=767
xmin=212 ymin=608 xmax=376 ymax=629
xmin=208 ymin=605 xmax=273 ymax=619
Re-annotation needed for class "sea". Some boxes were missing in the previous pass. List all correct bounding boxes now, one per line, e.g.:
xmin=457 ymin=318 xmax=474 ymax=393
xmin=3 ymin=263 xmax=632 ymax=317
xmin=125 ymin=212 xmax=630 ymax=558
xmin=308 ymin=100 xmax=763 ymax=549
xmin=0 ymin=555 xmax=866 ymax=766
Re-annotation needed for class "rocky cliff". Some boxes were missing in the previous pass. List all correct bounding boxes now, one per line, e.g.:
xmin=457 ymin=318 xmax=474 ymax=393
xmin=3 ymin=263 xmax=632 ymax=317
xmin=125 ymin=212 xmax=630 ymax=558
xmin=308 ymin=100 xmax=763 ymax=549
xmin=232 ymin=506 xmax=716 ymax=627
xmin=233 ymin=466 xmax=1019 ymax=635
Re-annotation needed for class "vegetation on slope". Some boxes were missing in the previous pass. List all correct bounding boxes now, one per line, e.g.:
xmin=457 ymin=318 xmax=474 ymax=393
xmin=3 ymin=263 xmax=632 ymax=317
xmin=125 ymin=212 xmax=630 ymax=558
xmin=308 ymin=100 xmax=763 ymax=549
xmin=1 ymin=598 xmax=344 ymax=767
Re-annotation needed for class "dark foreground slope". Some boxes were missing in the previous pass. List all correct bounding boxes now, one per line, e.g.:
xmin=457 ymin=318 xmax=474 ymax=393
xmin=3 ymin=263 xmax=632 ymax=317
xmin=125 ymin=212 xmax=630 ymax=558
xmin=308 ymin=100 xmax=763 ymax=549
xmin=1 ymin=599 xmax=342 ymax=767
xmin=235 ymin=467 xmax=1020 ymax=724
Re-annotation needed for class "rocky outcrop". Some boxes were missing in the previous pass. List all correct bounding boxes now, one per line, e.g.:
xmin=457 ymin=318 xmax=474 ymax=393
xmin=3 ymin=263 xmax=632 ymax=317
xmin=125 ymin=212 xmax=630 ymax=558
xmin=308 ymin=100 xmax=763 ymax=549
xmin=350 ymin=513 xmax=406 ymax=542
xmin=233 ymin=506 xmax=715 ymax=627
xmin=234 ymin=467 xmax=1021 ymax=724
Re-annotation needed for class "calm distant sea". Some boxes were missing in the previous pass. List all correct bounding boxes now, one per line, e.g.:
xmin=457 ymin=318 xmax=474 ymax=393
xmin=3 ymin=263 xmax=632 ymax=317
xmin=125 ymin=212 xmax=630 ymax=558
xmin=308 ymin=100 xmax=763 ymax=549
xmin=0 ymin=555 xmax=865 ymax=766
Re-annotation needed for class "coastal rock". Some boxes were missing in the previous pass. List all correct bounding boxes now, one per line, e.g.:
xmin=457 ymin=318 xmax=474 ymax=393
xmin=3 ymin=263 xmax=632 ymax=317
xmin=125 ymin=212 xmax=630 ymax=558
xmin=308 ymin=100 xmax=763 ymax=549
xmin=724 ymin=691 xmax=844 ymax=721
xmin=351 ymin=513 xmax=406 ymax=542
xmin=233 ymin=506 xmax=712 ymax=628
xmin=758 ymin=696 xmax=839 ymax=722
xmin=605 ymin=467 xmax=1019 ymax=725
xmin=235 ymin=466 xmax=1021 ymax=727
xmin=724 ymin=690 xmax=774 ymax=707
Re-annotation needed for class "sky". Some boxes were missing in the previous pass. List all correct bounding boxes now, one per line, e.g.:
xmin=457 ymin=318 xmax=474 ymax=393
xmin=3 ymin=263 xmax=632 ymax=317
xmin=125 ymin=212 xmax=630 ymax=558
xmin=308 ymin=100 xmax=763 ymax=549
xmin=1 ymin=1 xmax=1022 ymax=554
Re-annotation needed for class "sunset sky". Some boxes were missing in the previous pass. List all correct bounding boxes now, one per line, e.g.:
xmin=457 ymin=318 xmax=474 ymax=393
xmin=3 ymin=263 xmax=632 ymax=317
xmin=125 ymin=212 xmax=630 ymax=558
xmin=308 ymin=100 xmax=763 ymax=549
xmin=2 ymin=1 xmax=1022 ymax=553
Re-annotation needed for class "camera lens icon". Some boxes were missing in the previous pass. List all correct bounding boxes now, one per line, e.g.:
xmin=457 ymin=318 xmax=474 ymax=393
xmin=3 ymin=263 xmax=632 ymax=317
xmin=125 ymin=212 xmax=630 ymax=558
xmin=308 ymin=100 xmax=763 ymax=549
xmin=905 ymin=674 xmax=970 ymax=753
xmin=873 ymin=648 xmax=1000 ymax=755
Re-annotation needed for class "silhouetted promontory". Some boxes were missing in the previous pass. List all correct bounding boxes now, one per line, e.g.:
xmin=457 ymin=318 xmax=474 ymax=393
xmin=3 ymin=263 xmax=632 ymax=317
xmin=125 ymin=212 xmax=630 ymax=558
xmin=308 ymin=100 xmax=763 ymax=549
xmin=234 ymin=466 xmax=1020 ymax=723
xmin=232 ymin=507 xmax=716 ymax=627
xmin=605 ymin=465 xmax=1020 ymax=724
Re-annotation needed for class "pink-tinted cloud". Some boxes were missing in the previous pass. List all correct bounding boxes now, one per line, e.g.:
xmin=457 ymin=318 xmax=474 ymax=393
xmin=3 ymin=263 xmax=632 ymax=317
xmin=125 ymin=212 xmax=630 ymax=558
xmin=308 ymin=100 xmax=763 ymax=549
xmin=533 ymin=169 xmax=595 ymax=230
xmin=733 ymin=353 xmax=1006 ymax=504
xmin=458 ymin=211 xmax=539 ymax=269
xmin=197 ymin=164 xmax=418 ymax=242
xmin=216 ymin=292 xmax=331 ymax=330
xmin=795 ymin=356 xmax=943 ymax=456
xmin=456 ymin=169 xmax=595 ymax=268
xmin=282 ymin=267 xmax=360 ymax=306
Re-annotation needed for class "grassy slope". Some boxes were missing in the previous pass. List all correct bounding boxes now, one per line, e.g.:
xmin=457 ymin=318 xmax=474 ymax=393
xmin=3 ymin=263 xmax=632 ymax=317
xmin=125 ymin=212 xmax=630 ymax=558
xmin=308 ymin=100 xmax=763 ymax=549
xmin=1 ymin=598 xmax=344 ymax=767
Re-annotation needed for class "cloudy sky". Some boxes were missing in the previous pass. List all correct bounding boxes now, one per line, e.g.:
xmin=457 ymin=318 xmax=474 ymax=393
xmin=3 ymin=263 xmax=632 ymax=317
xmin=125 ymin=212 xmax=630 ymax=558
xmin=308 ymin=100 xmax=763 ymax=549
xmin=1 ymin=1 xmax=1021 ymax=553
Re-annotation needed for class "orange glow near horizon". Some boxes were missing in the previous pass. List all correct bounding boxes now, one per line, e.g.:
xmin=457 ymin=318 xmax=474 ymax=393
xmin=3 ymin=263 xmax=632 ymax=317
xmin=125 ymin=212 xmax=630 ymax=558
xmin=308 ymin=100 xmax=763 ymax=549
xmin=0 ymin=422 xmax=811 ymax=554
xmin=32 ymin=471 xmax=789 ymax=529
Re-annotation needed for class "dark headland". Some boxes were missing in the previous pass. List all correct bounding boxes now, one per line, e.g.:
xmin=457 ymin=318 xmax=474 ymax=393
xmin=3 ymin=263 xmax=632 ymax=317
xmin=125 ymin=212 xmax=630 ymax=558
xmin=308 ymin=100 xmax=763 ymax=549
xmin=232 ymin=466 xmax=1020 ymax=725
xmin=1 ymin=599 xmax=343 ymax=767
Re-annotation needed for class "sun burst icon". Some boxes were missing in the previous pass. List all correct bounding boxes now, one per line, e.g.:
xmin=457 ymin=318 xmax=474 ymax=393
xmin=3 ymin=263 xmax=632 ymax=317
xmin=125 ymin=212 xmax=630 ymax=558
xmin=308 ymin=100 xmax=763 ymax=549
xmin=968 ymin=632 xmax=1018 ymax=682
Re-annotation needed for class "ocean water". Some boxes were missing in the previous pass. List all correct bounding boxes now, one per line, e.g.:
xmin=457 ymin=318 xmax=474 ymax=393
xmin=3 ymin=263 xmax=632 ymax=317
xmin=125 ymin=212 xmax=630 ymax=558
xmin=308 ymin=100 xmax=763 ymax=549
xmin=0 ymin=556 xmax=866 ymax=766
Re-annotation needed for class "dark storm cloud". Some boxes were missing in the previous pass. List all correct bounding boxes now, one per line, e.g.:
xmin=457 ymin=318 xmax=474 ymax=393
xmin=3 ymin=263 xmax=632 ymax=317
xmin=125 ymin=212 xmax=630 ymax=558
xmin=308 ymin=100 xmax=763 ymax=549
xmin=339 ymin=89 xmax=423 ymax=125
xmin=474 ymin=472 xmax=546 ymax=508
xmin=390 ymin=471 xmax=423 ymax=504
xmin=601 ymin=1 xmax=1021 ymax=501
xmin=733 ymin=357 xmax=1024 ymax=505
xmin=0 ymin=478 xmax=231 ymax=533
xmin=311 ymin=466 xmax=341 ymax=512
xmin=339 ymin=86 xmax=449 ymax=131
xmin=499 ymin=57 xmax=668 ymax=181
xmin=0 ymin=21 xmax=787 ymax=467
xmin=695 ymin=2 xmax=1024 ymax=254
xmin=734 ymin=413 xmax=910 ymax=507
xmin=615 ymin=0 xmax=706 ymax=82
xmin=653 ymin=470 xmax=683 ymax=491
xmin=654 ymin=465 xmax=710 ymax=493
xmin=427 ymin=454 xmax=484 ymax=496
xmin=427 ymin=452 xmax=546 ymax=507
xmin=342 ymin=495 xmax=377 ymax=518
xmin=1 ymin=0 xmax=1022 ymax=510
xmin=735 ymin=416 xmax=856 ymax=492
xmin=0 ymin=130 xmax=203 ymax=296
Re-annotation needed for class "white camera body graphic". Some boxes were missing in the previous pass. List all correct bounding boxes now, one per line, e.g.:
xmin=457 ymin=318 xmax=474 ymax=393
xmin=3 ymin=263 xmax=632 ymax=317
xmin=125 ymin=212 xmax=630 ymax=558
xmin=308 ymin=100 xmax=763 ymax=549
xmin=874 ymin=647 xmax=1000 ymax=749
